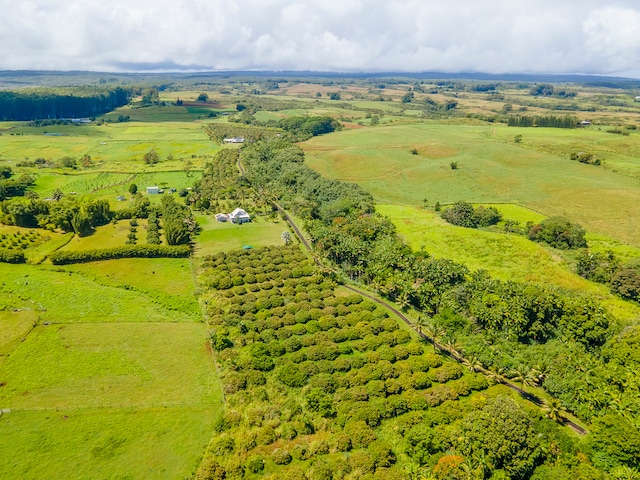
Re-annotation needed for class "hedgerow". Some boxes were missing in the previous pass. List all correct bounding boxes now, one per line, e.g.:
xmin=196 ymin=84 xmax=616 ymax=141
xmin=49 ymin=244 xmax=191 ymax=264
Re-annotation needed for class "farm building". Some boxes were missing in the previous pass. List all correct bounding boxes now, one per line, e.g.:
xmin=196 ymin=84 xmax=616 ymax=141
xmin=229 ymin=208 xmax=251 ymax=224
xmin=146 ymin=186 xmax=160 ymax=194
xmin=223 ymin=137 xmax=245 ymax=144
xmin=215 ymin=213 xmax=229 ymax=222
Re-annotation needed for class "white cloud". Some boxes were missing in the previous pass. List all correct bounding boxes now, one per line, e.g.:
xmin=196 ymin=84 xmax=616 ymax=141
xmin=0 ymin=0 xmax=639 ymax=76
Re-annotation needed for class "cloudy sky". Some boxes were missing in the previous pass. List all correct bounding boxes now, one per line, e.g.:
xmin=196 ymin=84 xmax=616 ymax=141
xmin=1 ymin=0 xmax=640 ymax=77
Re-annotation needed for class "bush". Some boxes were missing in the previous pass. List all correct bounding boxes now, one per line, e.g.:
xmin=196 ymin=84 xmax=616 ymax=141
xmin=271 ymin=448 xmax=293 ymax=465
xmin=49 ymin=244 xmax=191 ymax=264
xmin=277 ymin=363 xmax=308 ymax=387
xmin=245 ymin=456 xmax=265 ymax=473
xmin=0 ymin=248 xmax=25 ymax=263
xmin=528 ymin=216 xmax=587 ymax=249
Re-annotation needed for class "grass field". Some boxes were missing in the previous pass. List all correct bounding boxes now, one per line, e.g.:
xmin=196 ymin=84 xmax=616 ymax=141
xmin=378 ymin=204 xmax=640 ymax=322
xmin=304 ymin=123 xmax=640 ymax=246
xmin=0 ymin=120 xmax=217 ymax=171
xmin=0 ymin=407 xmax=218 ymax=480
xmin=0 ymin=263 xmax=197 ymax=323
xmin=194 ymin=214 xmax=287 ymax=256
xmin=0 ymin=310 xmax=36 ymax=358
xmin=0 ymin=322 xmax=216 ymax=409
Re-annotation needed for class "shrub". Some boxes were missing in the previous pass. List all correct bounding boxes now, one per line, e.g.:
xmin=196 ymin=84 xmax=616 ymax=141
xmin=245 ymin=456 xmax=265 ymax=474
xmin=271 ymin=448 xmax=293 ymax=465
xmin=291 ymin=444 xmax=311 ymax=460
xmin=277 ymin=363 xmax=308 ymax=387
xmin=49 ymin=244 xmax=191 ymax=264
xmin=0 ymin=248 xmax=26 ymax=263
xmin=528 ymin=216 xmax=587 ymax=249
xmin=310 ymin=439 xmax=330 ymax=456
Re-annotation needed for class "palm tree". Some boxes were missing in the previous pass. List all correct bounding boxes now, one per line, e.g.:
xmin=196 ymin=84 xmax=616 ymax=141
xmin=462 ymin=354 xmax=482 ymax=373
xmin=415 ymin=315 xmax=430 ymax=336
xmin=610 ymin=466 xmax=640 ymax=480
xmin=425 ymin=321 xmax=444 ymax=352
xmin=509 ymin=365 xmax=537 ymax=392
xmin=544 ymin=397 xmax=564 ymax=423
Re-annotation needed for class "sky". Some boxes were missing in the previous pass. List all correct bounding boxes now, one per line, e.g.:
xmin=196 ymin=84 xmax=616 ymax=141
xmin=1 ymin=0 xmax=640 ymax=77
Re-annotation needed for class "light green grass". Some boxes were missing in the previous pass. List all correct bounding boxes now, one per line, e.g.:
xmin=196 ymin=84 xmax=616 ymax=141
xmin=0 ymin=407 xmax=218 ymax=480
xmin=0 ymin=322 xmax=217 ymax=409
xmin=195 ymin=214 xmax=287 ymax=256
xmin=0 ymin=263 xmax=196 ymax=323
xmin=0 ymin=310 xmax=36 ymax=358
xmin=378 ymin=204 xmax=640 ymax=322
xmin=61 ymin=220 xmax=143 ymax=251
xmin=0 ymin=121 xmax=216 ymax=171
xmin=304 ymin=123 xmax=640 ymax=246
xmin=62 ymin=257 xmax=196 ymax=300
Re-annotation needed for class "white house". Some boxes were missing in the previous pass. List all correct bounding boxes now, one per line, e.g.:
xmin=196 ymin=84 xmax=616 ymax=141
xmin=223 ymin=137 xmax=245 ymax=144
xmin=228 ymin=208 xmax=251 ymax=224
xmin=215 ymin=213 xmax=229 ymax=222
xmin=146 ymin=186 xmax=160 ymax=194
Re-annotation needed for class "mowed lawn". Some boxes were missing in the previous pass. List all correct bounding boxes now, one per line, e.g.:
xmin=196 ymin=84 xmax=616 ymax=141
xmin=195 ymin=214 xmax=287 ymax=256
xmin=378 ymin=204 xmax=640 ymax=322
xmin=304 ymin=123 xmax=640 ymax=247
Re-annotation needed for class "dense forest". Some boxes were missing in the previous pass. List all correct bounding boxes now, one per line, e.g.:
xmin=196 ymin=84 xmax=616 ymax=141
xmin=0 ymin=86 xmax=132 ymax=120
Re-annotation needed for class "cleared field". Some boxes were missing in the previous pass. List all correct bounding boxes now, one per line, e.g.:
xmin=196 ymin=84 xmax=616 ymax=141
xmin=0 ymin=263 xmax=197 ymax=323
xmin=62 ymin=257 xmax=197 ymax=300
xmin=378 ymin=204 xmax=640 ymax=322
xmin=60 ymin=220 xmax=139 ymax=251
xmin=194 ymin=214 xmax=287 ymax=256
xmin=0 ymin=322 xmax=217 ymax=409
xmin=304 ymin=123 xmax=640 ymax=246
xmin=0 ymin=407 xmax=218 ymax=480
xmin=0 ymin=121 xmax=216 ymax=170
xmin=0 ymin=310 xmax=36 ymax=358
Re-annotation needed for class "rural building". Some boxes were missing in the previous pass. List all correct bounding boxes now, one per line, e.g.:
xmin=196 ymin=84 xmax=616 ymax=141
xmin=146 ymin=186 xmax=160 ymax=194
xmin=635 ymin=96 xmax=640 ymax=102
xmin=215 ymin=213 xmax=229 ymax=222
xmin=229 ymin=208 xmax=251 ymax=224
xmin=116 ymin=195 xmax=126 ymax=201
xmin=580 ymin=120 xmax=592 ymax=126
xmin=223 ymin=137 xmax=245 ymax=144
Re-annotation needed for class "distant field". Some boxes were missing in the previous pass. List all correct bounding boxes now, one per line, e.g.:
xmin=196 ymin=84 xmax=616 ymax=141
xmin=194 ymin=214 xmax=287 ymax=256
xmin=378 ymin=204 xmax=640 ymax=322
xmin=60 ymin=220 xmax=144 ymax=251
xmin=304 ymin=123 xmax=640 ymax=246
xmin=0 ymin=120 xmax=217 ymax=171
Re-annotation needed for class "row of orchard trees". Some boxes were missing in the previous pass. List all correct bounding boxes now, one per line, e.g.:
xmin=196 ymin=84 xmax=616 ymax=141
xmin=0 ymin=86 xmax=132 ymax=121
xmin=196 ymin=135 xmax=640 ymax=473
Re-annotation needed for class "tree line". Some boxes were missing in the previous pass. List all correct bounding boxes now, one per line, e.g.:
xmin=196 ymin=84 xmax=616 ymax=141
xmin=0 ymin=86 xmax=132 ymax=121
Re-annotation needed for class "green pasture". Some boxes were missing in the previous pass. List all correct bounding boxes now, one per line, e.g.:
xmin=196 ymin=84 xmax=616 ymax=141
xmin=60 ymin=220 xmax=143 ymax=251
xmin=490 ymin=126 xmax=640 ymax=177
xmin=62 ymin=257 xmax=198 ymax=306
xmin=194 ymin=214 xmax=287 ymax=256
xmin=304 ymin=123 xmax=640 ymax=246
xmin=102 ymin=104 xmax=204 ymax=122
xmin=0 ymin=407 xmax=218 ymax=480
xmin=0 ymin=263 xmax=196 ymax=323
xmin=378 ymin=204 xmax=640 ymax=322
xmin=0 ymin=310 xmax=36 ymax=358
xmin=0 ymin=121 xmax=216 ymax=170
xmin=0 ymin=322 xmax=217 ymax=409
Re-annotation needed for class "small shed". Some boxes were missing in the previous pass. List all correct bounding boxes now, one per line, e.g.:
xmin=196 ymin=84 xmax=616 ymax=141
xmin=146 ymin=186 xmax=160 ymax=194
xmin=223 ymin=137 xmax=245 ymax=144
xmin=215 ymin=213 xmax=229 ymax=222
xmin=229 ymin=208 xmax=251 ymax=224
